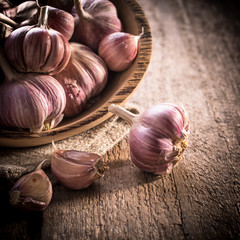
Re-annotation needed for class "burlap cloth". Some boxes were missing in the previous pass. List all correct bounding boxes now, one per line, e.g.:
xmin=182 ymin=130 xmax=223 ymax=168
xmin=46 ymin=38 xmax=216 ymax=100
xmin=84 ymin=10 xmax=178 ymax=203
xmin=0 ymin=103 xmax=140 ymax=182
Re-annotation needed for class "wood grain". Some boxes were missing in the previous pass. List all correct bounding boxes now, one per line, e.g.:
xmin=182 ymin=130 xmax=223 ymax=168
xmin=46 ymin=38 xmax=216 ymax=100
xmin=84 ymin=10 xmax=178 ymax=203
xmin=0 ymin=0 xmax=240 ymax=239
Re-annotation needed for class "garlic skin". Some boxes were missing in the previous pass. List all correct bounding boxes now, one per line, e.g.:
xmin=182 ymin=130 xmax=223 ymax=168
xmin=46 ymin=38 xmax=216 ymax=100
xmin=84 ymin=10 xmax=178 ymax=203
xmin=108 ymin=103 xmax=190 ymax=175
xmin=51 ymin=144 xmax=107 ymax=190
xmin=54 ymin=42 xmax=108 ymax=117
xmin=0 ymin=48 xmax=66 ymax=132
xmin=9 ymin=162 xmax=52 ymax=211
xmin=98 ymin=31 xmax=142 ymax=72
xmin=71 ymin=0 xmax=122 ymax=51
xmin=4 ymin=6 xmax=71 ymax=75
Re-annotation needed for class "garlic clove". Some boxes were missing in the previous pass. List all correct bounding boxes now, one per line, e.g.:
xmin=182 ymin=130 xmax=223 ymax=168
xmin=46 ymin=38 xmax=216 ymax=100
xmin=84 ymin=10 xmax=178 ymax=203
xmin=71 ymin=0 xmax=122 ymax=51
xmin=51 ymin=143 xmax=108 ymax=190
xmin=9 ymin=161 xmax=52 ymax=211
xmin=4 ymin=25 xmax=31 ymax=72
xmin=52 ymin=166 xmax=101 ymax=190
xmin=108 ymin=103 xmax=190 ymax=175
xmin=23 ymin=27 xmax=52 ymax=71
xmin=52 ymin=149 xmax=100 ymax=174
xmin=98 ymin=31 xmax=143 ymax=72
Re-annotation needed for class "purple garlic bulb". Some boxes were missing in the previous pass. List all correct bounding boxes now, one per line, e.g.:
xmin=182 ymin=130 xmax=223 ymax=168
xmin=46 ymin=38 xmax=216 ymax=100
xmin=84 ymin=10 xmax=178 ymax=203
xmin=98 ymin=31 xmax=143 ymax=72
xmin=71 ymin=0 xmax=122 ymax=51
xmin=0 ymin=74 xmax=66 ymax=132
xmin=53 ymin=42 xmax=108 ymax=117
xmin=108 ymin=103 xmax=190 ymax=175
xmin=4 ymin=6 xmax=71 ymax=75
xmin=0 ymin=48 xmax=66 ymax=132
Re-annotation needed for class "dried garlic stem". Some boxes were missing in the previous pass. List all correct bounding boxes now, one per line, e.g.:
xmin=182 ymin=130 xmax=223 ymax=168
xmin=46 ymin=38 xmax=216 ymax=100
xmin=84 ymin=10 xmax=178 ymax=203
xmin=108 ymin=104 xmax=138 ymax=125
xmin=73 ymin=0 xmax=92 ymax=21
xmin=94 ymin=159 xmax=109 ymax=177
xmin=0 ymin=13 xmax=18 ymax=28
xmin=36 ymin=0 xmax=41 ymax=8
xmin=38 ymin=6 xmax=49 ymax=28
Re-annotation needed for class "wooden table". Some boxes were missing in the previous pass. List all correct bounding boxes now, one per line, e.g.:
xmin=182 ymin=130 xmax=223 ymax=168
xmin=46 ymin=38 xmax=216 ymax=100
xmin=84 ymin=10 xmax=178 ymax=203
xmin=0 ymin=0 xmax=240 ymax=239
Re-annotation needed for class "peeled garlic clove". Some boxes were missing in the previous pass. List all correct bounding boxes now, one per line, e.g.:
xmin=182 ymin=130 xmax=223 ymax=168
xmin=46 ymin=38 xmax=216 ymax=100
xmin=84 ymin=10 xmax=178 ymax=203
xmin=98 ymin=31 xmax=142 ymax=72
xmin=54 ymin=42 xmax=108 ymax=117
xmin=108 ymin=103 xmax=190 ymax=175
xmin=9 ymin=162 xmax=52 ymax=211
xmin=51 ymin=143 xmax=108 ymax=190
xmin=71 ymin=0 xmax=122 ymax=51
xmin=4 ymin=6 xmax=71 ymax=75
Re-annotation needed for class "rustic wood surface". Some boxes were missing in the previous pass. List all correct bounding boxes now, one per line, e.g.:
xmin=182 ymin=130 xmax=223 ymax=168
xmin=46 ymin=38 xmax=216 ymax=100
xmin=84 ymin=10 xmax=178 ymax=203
xmin=1 ymin=0 xmax=240 ymax=239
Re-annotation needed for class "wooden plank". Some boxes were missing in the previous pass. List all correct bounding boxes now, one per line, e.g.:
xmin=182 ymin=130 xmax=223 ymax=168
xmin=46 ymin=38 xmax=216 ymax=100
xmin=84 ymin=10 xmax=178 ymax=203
xmin=0 ymin=0 xmax=240 ymax=239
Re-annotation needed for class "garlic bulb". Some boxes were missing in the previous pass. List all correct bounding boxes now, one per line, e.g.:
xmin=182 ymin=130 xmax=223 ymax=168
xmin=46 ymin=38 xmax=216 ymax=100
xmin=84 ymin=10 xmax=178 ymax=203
xmin=51 ymin=142 xmax=108 ymax=190
xmin=108 ymin=103 xmax=190 ymax=175
xmin=4 ymin=6 xmax=71 ymax=75
xmin=46 ymin=6 xmax=75 ymax=40
xmin=18 ymin=3 xmax=75 ymax=41
xmin=54 ymin=42 xmax=108 ymax=117
xmin=98 ymin=31 xmax=143 ymax=72
xmin=0 ymin=48 xmax=66 ymax=132
xmin=9 ymin=161 xmax=52 ymax=211
xmin=71 ymin=0 xmax=122 ymax=51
